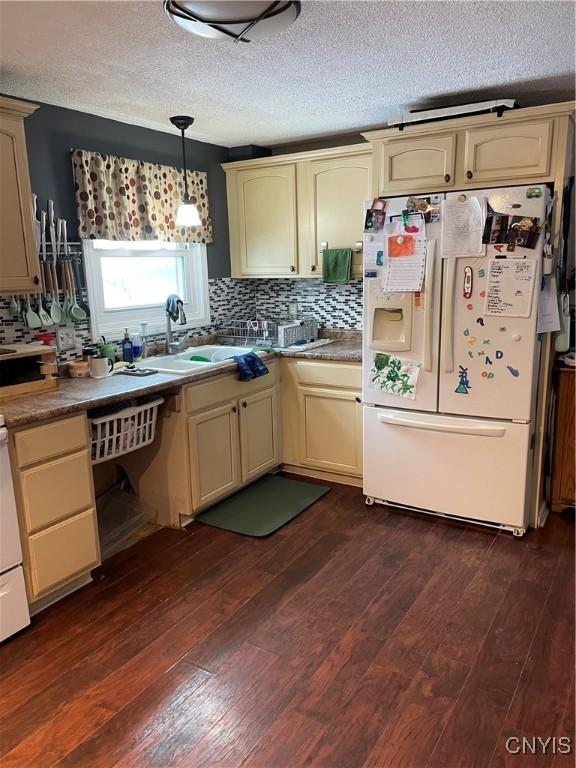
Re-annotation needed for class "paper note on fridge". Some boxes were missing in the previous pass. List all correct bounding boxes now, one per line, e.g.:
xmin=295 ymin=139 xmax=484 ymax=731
xmin=485 ymin=259 xmax=536 ymax=318
xmin=537 ymin=275 xmax=561 ymax=333
xmin=363 ymin=232 xmax=386 ymax=267
xmin=441 ymin=196 xmax=487 ymax=257
xmin=381 ymin=237 xmax=426 ymax=292
xmin=369 ymin=353 xmax=420 ymax=399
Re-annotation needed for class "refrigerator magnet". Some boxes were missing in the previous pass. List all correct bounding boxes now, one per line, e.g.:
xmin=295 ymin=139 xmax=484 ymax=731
xmin=463 ymin=266 xmax=473 ymax=298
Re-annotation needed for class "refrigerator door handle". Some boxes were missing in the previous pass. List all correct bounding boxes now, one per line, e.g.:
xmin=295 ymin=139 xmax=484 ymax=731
xmin=442 ymin=257 xmax=457 ymax=373
xmin=377 ymin=412 xmax=506 ymax=437
xmin=423 ymin=240 xmax=436 ymax=372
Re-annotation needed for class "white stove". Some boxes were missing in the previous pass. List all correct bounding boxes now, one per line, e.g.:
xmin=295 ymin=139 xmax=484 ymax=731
xmin=0 ymin=414 xmax=30 ymax=641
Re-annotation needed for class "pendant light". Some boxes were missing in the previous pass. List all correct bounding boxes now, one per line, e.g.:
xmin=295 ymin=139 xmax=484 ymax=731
xmin=170 ymin=115 xmax=201 ymax=227
xmin=164 ymin=1 xmax=301 ymax=43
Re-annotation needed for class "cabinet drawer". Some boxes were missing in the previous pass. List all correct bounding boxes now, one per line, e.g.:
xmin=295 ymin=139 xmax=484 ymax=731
xmin=14 ymin=414 xmax=88 ymax=468
xmin=462 ymin=121 xmax=552 ymax=183
xmin=185 ymin=361 xmax=277 ymax=413
xmin=19 ymin=450 xmax=94 ymax=533
xmin=294 ymin=360 xmax=361 ymax=390
xmin=27 ymin=508 xmax=100 ymax=598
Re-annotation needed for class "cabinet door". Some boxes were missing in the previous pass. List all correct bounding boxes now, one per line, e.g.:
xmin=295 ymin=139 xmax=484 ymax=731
xmin=298 ymin=387 xmax=362 ymax=476
xmin=378 ymin=134 xmax=456 ymax=193
xmin=239 ymin=387 xmax=279 ymax=483
xmin=462 ymin=121 xmax=552 ymax=184
xmin=0 ymin=115 xmax=40 ymax=293
xmin=233 ymin=165 xmax=298 ymax=276
xmin=301 ymin=152 xmax=371 ymax=277
xmin=188 ymin=401 xmax=240 ymax=510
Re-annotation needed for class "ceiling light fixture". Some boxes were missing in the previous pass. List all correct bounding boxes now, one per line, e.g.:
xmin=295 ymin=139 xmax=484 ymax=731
xmin=163 ymin=1 xmax=301 ymax=43
xmin=169 ymin=115 xmax=202 ymax=227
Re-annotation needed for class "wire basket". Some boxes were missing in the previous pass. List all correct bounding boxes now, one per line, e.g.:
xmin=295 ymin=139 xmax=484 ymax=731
xmin=216 ymin=317 xmax=318 ymax=348
xmin=90 ymin=397 xmax=164 ymax=465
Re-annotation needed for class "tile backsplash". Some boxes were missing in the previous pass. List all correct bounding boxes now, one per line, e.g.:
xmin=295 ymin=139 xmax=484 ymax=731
xmin=0 ymin=266 xmax=363 ymax=362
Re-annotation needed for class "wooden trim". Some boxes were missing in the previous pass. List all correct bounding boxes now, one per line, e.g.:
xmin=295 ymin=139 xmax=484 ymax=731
xmin=280 ymin=463 xmax=363 ymax=488
xmin=0 ymin=95 xmax=39 ymax=119
xmin=222 ymin=142 xmax=371 ymax=171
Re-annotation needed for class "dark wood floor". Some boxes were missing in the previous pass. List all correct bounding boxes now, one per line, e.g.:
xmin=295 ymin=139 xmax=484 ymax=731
xmin=1 ymin=479 xmax=574 ymax=768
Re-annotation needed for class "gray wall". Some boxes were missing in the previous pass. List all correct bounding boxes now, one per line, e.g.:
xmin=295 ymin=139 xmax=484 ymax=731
xmin=18 ymin=100 xmax=232 ymax=277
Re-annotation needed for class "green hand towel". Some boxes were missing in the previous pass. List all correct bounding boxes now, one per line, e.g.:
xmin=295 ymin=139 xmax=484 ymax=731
xmin=322 ymin=248 xmax=352 ymax=284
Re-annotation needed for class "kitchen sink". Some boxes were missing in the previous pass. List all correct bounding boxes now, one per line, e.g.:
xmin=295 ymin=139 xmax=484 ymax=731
xmin=138 ymin=345 xmax=257 ymax=376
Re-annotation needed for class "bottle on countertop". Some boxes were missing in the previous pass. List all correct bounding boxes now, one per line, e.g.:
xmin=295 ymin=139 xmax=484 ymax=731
xmin=122 ymin=328 xmax=133 ymax=363
xmin=132 ymin=332 xmax=143 ymax=362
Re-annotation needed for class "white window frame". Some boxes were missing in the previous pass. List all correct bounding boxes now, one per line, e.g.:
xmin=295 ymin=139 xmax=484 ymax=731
xmin=83 ymin=240 xmax=210 ymax=341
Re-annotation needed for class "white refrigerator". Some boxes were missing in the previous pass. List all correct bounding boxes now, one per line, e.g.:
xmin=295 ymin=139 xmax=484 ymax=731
xmin=362 ymin=184 xmax=549 ymax=535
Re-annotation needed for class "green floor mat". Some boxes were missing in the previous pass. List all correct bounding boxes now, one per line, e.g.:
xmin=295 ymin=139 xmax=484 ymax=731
xmin=196 ymin=475 xmax=330 ymax=537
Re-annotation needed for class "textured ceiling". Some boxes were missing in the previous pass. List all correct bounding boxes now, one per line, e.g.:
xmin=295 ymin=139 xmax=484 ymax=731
xmin=0 ymin=1 xmax=574 ymax=148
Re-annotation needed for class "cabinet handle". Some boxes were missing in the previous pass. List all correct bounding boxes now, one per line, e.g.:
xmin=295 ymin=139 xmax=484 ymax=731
xmin=232 ymin=406 xmax=237 ymax=413
xmin=444 ymin=173 xmax=451 ymax=183
xmin=466 ymin=170 xmax=473 ymax=179
xmin=289 ymin=265 xmax=296 ymax=273
xmin=33 ymin=275 xmax=40 ymax=285
xmin=310 ymin=265 xmax=316 ymax=272
xmin=242 ymin=401 xmax=247 ymax=408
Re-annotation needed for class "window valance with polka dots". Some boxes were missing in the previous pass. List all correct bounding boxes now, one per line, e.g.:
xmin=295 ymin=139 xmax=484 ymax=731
xmin=72 ymin=149 xmax=212 ymax=243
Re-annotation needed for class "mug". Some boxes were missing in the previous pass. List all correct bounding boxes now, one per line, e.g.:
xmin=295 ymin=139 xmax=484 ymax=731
xmin=99 ymin=342 xmax=116 ymax=363
xmin=90 ymin=356 xmax=114 ymax=378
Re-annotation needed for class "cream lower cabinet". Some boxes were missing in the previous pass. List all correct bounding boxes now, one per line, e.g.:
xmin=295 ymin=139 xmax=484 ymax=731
xmin=126 ymin=363 xmax=280 ymax=523
xmin=10 ymin=413 xmax=101 ymax=603
xmin=281 ymin=358 xmax=363 ymax=482
xmin=188 ymin=401 xmax=241 ymax=509
xmin=239 ymin=387 xmax=280 ymax=482
xmin=298 ymin=386 xmax=362 ymax=476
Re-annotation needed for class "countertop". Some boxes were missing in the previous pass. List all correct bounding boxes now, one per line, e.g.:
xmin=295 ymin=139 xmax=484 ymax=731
xmin=0 ymin=334 xmax=362 ymax=428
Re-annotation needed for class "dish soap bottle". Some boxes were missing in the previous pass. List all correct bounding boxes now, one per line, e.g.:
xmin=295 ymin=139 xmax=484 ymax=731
xmin=122 ymin=328 xmax=133 ymax=363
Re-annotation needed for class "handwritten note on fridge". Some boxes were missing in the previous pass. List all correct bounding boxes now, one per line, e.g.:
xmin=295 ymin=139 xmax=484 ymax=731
xmin=484 ymin=259 xmax=536 ymax=318
xmin=381 ymin=238 xmax=427 ymax=292
xmin=441 ymin=196 xmax=486 ymax=258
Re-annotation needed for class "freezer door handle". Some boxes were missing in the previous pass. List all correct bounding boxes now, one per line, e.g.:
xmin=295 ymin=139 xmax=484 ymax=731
xmin=377 ymin=412 xmax=506 ymax=437
xmin=442 ymin=258 xmax=457 ymax=373
xmin=423 ymin=240 xmax=436 ymax=372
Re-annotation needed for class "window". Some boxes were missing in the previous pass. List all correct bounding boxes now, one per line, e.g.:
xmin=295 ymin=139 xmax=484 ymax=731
xmin=83 ymin=240 xmax=210 ymax=340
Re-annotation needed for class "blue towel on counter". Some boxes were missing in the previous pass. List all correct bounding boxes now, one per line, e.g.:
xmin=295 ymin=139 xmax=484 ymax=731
xmin=234 ymin=352 xmax=269 ymax=381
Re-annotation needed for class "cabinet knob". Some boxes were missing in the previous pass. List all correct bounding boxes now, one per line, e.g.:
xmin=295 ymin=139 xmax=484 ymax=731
xmin=310 ymin=265 xmax=317 ymax=272
xmin=289 ymin=265 xmax=296 ymax=273
xmin=232 ymin=406 xmax=237 ymax=413
xmin=33 ymin=275 xmax=40 ymax=285
xmin=444 ymin=174 xmax=451 ymax=183
xmin=466 ymin=170 xmax=473 ymax=179
xmin=242 ymin=401 xmax=247 ymax=408
xmin=355 ymin=396 xmax=362 ymax=403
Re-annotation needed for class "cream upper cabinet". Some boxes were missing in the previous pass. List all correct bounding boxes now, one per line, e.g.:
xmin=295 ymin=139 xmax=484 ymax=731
xmin=223 ymin=145 xmax=372 ymax=279
xmin=229 ymin=164 xmax=298 ymax=277
xmin=0 ymin=97 xmax=41 ymax=293
xmin=239 ymin=386 xmax=279 ymax=483
xmin=188 ymin=401 xmax=241 ymax=510
xmin=377 ymin=134 xmax=456 ymax=193
xmin=461 ymin=120 xmax=553 ymax=184
xmin=299 ymin=150 xmax=371 ymax=277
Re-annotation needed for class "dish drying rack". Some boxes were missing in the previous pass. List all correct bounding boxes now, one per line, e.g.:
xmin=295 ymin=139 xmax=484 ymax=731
xmin=217 ymin=317 xmax=318 ymax=348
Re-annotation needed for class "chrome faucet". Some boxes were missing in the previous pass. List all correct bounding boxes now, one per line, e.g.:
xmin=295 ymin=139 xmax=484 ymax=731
xmin=165 ymin=294 xmax=187 ymax=354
